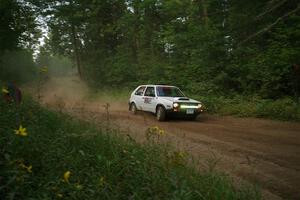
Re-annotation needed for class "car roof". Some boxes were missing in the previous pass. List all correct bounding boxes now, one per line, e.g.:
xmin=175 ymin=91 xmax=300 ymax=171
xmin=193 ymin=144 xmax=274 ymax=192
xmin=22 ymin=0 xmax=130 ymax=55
xmin=138 ymin=85 xmax=178 ymax=88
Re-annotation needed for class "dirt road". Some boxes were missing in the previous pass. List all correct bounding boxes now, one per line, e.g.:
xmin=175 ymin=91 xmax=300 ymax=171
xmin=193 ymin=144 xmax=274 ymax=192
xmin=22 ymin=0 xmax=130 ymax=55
xmin=30 ymin=76 xmax=300 ymax=200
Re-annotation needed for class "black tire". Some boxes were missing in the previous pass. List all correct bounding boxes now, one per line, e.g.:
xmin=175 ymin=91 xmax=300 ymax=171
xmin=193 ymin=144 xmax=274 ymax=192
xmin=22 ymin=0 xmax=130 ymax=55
xmin=130 ymin=102 xmax=137 ymax=114
xmin=156 ymin=106 xmax=166 ymax=121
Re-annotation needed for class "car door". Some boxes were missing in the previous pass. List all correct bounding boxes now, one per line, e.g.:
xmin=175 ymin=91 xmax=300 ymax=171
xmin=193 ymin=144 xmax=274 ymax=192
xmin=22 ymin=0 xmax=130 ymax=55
xmin=142 ymin=86 xmax=157 ymax=112
xmin=133 ymin=86 xmax=146 ymax=110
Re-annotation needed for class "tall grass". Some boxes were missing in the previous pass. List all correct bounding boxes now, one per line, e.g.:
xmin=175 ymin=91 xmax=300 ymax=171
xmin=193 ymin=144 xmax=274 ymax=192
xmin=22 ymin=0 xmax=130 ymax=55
xmin=194 ymin=95 xmax=300 ymax=121
xmin=0 ymin=96 xmax=260 ymax=199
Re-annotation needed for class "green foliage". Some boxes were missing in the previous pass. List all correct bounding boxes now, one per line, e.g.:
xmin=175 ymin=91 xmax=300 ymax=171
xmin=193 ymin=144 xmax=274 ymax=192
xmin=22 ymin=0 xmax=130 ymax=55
xmin=0 ymin=50 xmax=37 ymax=83
xmin=195 ymin=95 xmax=300 ymax=121
xmin=0 ymin=96 xmax=260 ymax=200
xmin=255 ymin=98 xmax=300 ymax=120
xmin=38 ymin=0 xmax=299 ymax=100
xmin=0 ymin=0 xmax=39 ymax=84
xmin=36 ymin=53 xmax=75 ymax=77
xmin=0 ymin=0 xmax=39 ymax=52
xmin=1 ymin=0 xmax=299 ymax=121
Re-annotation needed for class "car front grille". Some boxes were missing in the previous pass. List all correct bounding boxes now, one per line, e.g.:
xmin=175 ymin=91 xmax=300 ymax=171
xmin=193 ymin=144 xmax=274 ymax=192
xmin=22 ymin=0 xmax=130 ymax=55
xmin=179 ymin=103 xmax=198 ymax=109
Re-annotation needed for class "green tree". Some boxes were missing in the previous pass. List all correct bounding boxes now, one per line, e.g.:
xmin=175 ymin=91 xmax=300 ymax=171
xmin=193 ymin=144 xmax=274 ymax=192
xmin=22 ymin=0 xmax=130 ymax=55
xmin=0 ymin=0 xmax=39 ymax=82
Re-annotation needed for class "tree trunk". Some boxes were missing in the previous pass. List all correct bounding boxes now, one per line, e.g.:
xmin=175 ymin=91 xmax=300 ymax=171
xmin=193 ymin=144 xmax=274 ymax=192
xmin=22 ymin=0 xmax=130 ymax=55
xmin=132 ymin=2 xmax=140 ymax=65
xmin=201 ymin=0 xmax=208 ymax=27
xmin=71 ymin=23 xmax=83 ymax=79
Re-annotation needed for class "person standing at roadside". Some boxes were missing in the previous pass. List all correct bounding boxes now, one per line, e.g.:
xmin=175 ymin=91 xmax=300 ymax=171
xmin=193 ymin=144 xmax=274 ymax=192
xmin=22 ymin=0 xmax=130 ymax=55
xmin=2 ymin=82 xmax=22 ymax=105
xmin=2 ymin=81 xmax=22 ymax=126
xmin=7 ymin=82 xmax=22 ymax=105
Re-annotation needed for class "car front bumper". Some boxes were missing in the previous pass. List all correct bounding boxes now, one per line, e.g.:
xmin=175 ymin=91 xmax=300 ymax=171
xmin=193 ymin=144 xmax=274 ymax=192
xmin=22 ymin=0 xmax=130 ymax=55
xmin=166 ymin=108 xmax=203 ymax=118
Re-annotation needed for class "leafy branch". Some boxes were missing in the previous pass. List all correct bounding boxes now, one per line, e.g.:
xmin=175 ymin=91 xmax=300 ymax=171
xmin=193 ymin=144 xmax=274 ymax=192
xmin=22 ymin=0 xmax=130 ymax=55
xmin=238 ymin=4 xmax=300 ymax=46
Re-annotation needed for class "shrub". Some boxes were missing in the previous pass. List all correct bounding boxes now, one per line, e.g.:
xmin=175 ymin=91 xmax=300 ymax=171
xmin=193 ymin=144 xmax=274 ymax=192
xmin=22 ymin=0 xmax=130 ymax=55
xmin=193 ymin=94 xmax=300 ymax=121
xmin=255 ymin=98 xmax=299 ymax=120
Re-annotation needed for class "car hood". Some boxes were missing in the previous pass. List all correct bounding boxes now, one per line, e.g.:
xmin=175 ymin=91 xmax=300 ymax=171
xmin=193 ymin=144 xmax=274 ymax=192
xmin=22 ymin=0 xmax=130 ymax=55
xmin=159 ymin=97 xmax=200 ymax=104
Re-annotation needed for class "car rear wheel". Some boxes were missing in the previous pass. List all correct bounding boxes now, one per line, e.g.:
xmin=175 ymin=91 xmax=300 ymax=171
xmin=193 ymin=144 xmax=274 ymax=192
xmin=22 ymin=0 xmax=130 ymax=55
xmin=156 ymin=106 xmax=166 ymax=121
xmin=130 ymin=103 xmax=137 ymax=114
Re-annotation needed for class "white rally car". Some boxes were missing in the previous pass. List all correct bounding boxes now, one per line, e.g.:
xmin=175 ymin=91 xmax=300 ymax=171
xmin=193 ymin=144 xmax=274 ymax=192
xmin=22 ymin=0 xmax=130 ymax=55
xmin=128 ymin=85 xmax=204 ymax=121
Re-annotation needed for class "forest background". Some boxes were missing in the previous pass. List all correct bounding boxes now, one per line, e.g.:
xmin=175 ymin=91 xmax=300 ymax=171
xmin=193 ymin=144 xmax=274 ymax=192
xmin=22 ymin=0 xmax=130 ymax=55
xmin=1 ymin=0 xmax=299 ymax=120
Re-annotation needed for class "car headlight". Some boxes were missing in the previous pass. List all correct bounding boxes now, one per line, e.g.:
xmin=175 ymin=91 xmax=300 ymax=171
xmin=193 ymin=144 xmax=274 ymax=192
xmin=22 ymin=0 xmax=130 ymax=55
xmin=197 ymin=104 xmax=202 ymax=109
xmin=173 ymin=103 xmax=179 ymax=108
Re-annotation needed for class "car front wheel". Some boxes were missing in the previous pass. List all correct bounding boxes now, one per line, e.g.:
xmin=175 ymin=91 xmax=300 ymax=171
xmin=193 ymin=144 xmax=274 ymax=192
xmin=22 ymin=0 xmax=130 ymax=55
xmin=156 ymin=106 xmax=166 ymax=121
xmin=130 ymin=102 xmax=137 ymax=114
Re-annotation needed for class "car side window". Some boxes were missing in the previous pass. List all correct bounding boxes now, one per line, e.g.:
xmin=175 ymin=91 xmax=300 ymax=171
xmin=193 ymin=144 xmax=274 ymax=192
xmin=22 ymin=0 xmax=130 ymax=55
xmin=144 ymin=87 xmax=155 ymax=97
xmin=135 ymin=86 xmax=146 ymax=96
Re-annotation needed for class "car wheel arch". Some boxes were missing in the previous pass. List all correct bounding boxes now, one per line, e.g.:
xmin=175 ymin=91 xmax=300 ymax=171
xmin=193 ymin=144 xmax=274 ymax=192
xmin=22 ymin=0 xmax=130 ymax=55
xmin=156 ymin=104 xmax=167 ymax=121
xmin=130 ymin=101 xmax=138 ymax=109
xmin=156 ymin=104 xmax=166 ymax=112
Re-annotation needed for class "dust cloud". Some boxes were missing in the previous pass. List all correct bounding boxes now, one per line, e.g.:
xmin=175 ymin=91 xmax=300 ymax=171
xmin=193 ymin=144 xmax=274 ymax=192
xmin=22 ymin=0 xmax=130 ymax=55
xmin=35 ymin=75 xmax=127 ymax=113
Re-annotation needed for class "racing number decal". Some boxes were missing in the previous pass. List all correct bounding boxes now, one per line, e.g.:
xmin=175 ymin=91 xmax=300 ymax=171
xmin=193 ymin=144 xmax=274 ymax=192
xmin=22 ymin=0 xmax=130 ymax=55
xmin=144 ymin=97 xmax=152 ymax=104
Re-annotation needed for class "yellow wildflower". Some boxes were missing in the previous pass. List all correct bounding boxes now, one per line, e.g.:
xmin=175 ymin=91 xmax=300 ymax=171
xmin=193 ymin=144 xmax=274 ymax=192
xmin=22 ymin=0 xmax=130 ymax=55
xmin=18 ymin=162 xmax=32 ymax=173
xmin=27 ymin=165 xmax=32 ymax=173
xmin=178 ymin=151 xmax=185 ymax=158
xmin=19 ymin=163 xmax=26 ymax=168
xmin=40 ymin=66 xmax=48 ymax=73
xmin=14 ymin=125 xmax=27 ymax=136
xmin=75 ymin=183 xmax=83 ymax=190
xmin=63 ymin=171 xmax=71 ymax=183
xmin=170 ymin=151 xmax=187 ymax=166
xmin=146 ymin=125 xmax=166 ymax=139
xmin=172 ymin=151 xmax=186 ymax=159
xmin=99 ymin=176 xmax=105 ymax=187
xmin=2 ymin=87 xmax=9 ymax=94
xmin=159 ymin=129 xmax=165 ymax=136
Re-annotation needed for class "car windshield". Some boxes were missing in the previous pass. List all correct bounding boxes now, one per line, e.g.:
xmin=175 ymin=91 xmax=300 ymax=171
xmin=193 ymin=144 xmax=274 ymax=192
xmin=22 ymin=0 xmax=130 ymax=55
xmin=156 ymin=86 xmax=185 ymax=97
